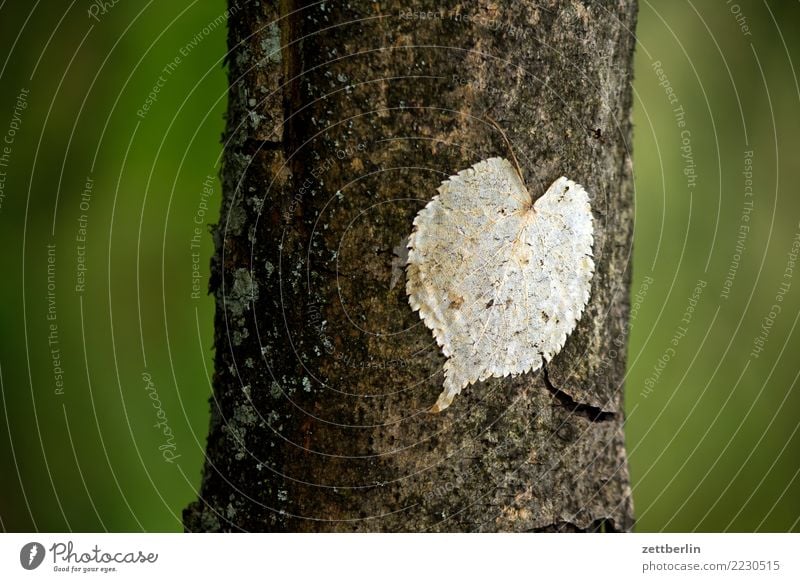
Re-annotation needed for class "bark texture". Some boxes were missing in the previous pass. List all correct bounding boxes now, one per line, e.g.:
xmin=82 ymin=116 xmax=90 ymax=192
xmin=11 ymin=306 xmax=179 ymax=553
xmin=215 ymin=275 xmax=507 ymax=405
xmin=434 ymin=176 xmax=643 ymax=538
xmin=185 ymin=0 xmax=638 ymax=532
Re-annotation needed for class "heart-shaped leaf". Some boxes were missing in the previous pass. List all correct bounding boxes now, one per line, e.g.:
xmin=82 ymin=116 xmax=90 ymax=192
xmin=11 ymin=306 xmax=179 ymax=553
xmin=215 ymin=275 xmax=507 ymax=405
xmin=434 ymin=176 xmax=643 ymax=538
xmin=406 ymin=157 xmax=594 ymax=412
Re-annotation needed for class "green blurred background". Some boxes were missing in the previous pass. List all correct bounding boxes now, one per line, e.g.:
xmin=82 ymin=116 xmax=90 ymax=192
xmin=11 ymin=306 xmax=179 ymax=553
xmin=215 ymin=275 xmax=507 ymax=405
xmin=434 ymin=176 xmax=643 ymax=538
xmin=0 ymin=1 xmax=798 ymax=532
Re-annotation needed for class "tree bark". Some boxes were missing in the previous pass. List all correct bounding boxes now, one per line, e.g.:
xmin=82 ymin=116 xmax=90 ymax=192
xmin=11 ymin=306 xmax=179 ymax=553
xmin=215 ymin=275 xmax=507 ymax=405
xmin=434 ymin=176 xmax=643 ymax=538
xmin=185 ymin=0 xmax=637 ymax=532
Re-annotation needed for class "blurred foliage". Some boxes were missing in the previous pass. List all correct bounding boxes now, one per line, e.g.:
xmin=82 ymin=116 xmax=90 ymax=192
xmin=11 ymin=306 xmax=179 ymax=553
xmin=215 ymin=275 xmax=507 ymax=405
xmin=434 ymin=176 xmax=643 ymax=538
xmin=628 ymin=0 xmax=800 ymax=531
xmin=0 ymin=1 xmax=226 ymax=531
xmin=0 ymin=1 xmax=797 ymax=532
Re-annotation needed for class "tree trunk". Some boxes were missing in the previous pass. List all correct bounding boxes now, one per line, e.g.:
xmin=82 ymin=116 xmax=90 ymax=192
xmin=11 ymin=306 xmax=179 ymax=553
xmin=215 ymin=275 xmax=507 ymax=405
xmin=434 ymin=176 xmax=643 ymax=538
xmin=185 ymin=0 xmax=637 ymax=532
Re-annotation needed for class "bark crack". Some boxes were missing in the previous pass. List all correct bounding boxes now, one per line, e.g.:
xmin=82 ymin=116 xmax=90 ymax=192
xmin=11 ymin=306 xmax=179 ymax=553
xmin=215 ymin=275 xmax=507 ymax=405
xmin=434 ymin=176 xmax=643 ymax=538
xmin=530 ymin=518 xmax=619 ymax=533
xmin=542 ymin=363 xmax=615 ymax=423
xmin=244 ymin=137 xmax=283 ymax=149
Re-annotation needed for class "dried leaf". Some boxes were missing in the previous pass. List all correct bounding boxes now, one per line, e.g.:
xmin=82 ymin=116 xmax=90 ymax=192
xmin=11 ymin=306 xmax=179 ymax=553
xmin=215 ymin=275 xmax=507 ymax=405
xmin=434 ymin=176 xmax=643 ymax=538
xmin=406 ymin=157 xmax=594 ymax=412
